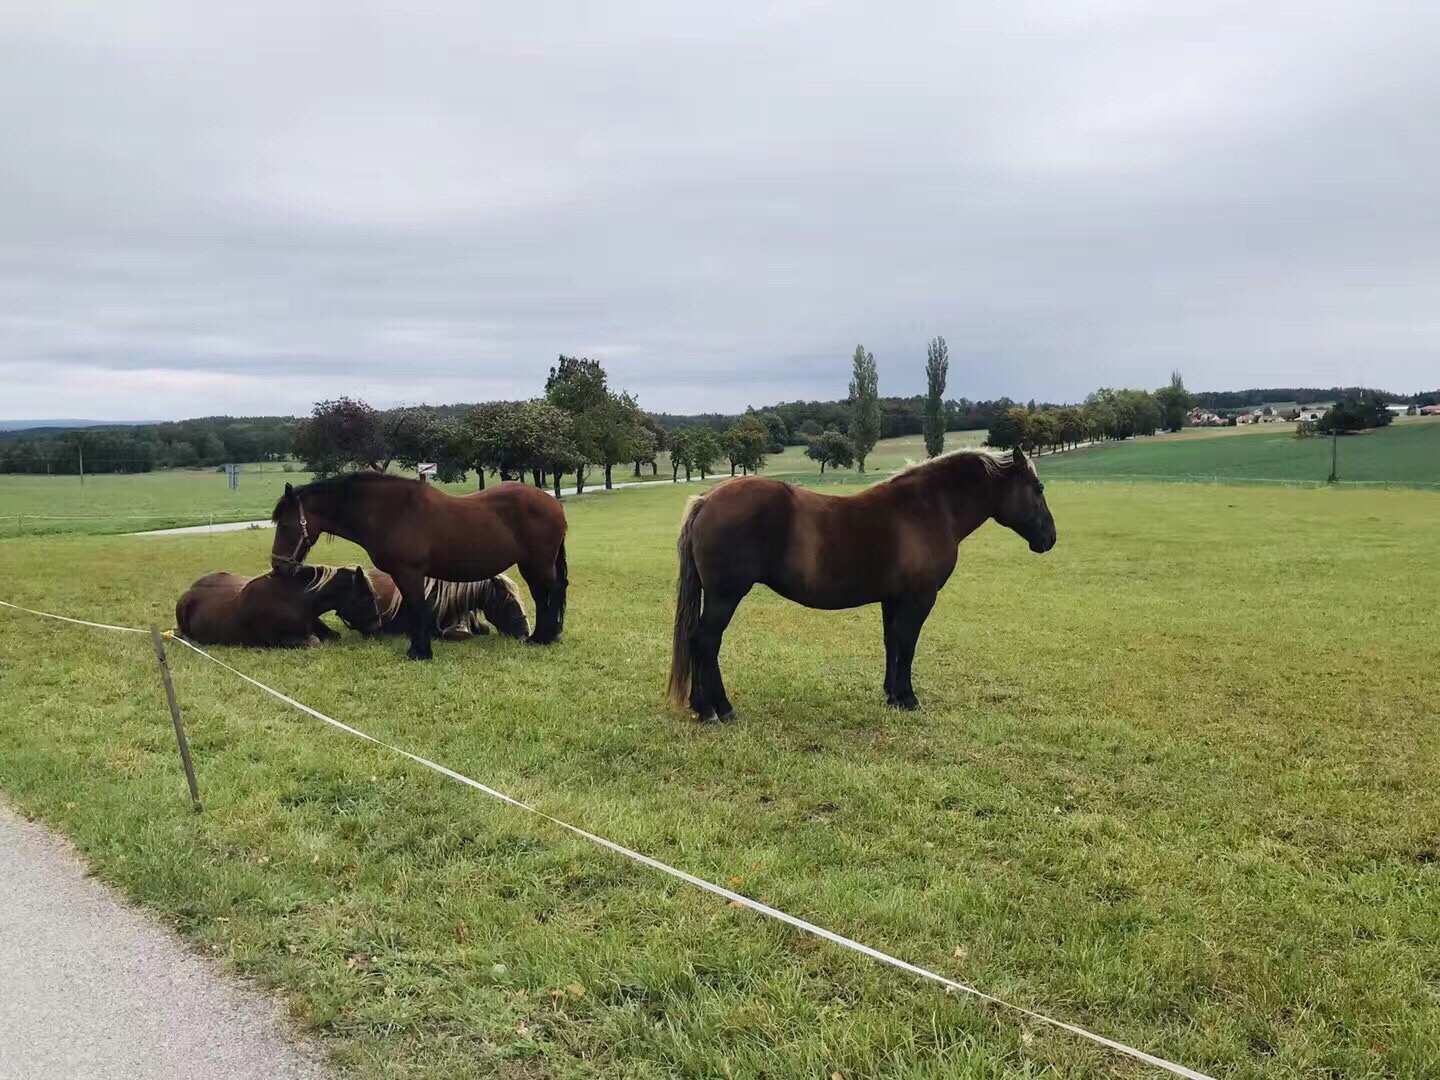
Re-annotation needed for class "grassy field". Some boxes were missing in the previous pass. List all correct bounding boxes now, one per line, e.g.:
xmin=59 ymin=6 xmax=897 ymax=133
xmin=0 ymin=463 xmax=317 ymax=537
xmin=2 ymin=476 xmax=1439 ymax=1078
xmin=1040 ymin=418 xmax=1440 ymax=487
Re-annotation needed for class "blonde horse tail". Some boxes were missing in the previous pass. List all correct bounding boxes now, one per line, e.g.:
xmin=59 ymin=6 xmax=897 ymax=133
xmin=667 ymin=495 xmax=707 ymax=708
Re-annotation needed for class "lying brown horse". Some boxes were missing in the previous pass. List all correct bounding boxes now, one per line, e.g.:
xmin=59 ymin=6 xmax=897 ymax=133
xmin=176 ymin=565 xmax=378 ymax=647
xmin=667 ymin=447 xmax=1057 ymax=721
xmin=271 ymin=473 xmax=567 ymax=659
xmin=346 ymin=570 xmax=531 ymax=641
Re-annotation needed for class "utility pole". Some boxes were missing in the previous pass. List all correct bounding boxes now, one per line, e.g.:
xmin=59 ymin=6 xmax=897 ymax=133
xmin=78 ymin=437 xmax=85 ymax=487
xmin=1328 ymin=426 xmax=1338 ymax=483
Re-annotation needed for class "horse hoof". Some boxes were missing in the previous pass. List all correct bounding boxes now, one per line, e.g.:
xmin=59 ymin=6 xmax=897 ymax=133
xmin=897 ymin=694 xmax=920 ymax=711
xmin=716 ymin=709 xmax=738 ymax=724
xmin=694 ymin=708 xmax=718 ymax=724
xmin=406 ymin=647 xmax=433 ymax=661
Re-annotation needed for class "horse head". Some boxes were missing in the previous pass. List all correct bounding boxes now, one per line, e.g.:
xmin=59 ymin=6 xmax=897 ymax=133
xmin=991 ymin=447 xmax=1057 ymax=553
xmin=333 ymin=566 xmax=383 ymax=635
xmin=271 ymin=482 xmax=314 ymax=574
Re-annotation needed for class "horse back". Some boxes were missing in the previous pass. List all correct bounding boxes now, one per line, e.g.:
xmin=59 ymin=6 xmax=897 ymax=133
xmin=175 ymin=571 xmax=252 ymax=640
xmin=405 ymin=481 xmax=565 ymax=580
xmin=692 ymin=476 xmax=940 ymax=608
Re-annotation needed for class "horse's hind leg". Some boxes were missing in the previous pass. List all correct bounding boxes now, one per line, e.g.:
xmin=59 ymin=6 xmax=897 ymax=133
xmin=694 ymin=587 xmax=746 ymax=722
xmin=521 ymin=576 xmax=551 ymax=643
xmin=520 ymin=543 xmax=566 ymax=645
xmin=890 ymin=590 xmax=936 ymax=710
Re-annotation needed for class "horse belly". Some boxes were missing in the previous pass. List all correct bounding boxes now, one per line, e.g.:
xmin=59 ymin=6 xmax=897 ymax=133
xmin=764 ymin=573 xmax=884 ymax=611
xmin=423 ymin=554 xmax=513 ymax=583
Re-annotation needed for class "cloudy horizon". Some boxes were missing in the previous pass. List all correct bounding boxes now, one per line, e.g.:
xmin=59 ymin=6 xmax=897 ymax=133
xmin=2 ymin=0 xmax=1438 ymax=421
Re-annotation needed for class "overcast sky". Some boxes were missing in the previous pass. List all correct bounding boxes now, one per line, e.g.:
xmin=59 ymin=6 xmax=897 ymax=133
xmin=2 ymin=1 xmax=1437 ymax=420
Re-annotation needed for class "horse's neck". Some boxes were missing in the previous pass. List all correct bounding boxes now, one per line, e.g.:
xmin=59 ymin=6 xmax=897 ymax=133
xmin=308 ymin=575 xmax=346 ymax=607
xmin=924 ymin=463 xmax=995 ymax=544
xmin=305 ymin=493 xmax=359 ymax=546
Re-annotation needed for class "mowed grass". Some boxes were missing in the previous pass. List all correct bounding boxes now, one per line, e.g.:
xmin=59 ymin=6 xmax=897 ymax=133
xmin=0 ymin=463 xmax=319 ymax=537
xmin=2 ymin=480 xmax=1439 ymax=1078
xmin=1041 ymin=418 xmax=1440 ymax=487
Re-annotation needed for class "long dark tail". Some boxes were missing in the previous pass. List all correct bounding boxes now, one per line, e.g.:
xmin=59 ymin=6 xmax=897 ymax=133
xmin=667 ymin=496 xmax=706 ymax=707
xmin=550 ymin=540 xmax=568 ymax=635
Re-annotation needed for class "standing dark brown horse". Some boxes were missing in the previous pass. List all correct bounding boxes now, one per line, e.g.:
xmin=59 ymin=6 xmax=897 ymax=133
xmin=176 ymin=565 xmax=378 ymax=647
xmin=271 ymin=473 xmax=567 ymax=659
xmin=667 ymin=447 xmax=1057 ymax=722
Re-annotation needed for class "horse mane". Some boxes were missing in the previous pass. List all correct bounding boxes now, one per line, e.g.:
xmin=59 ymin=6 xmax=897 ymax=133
xmin=378 ymin=578 xmax=404 ymax=621
xmin=271 ymin=471 xmax=418 ymax=522
xmin=302 ymin=565 xmax=341 ymax=593
xmin=423 ymin=574 xmax=523 ymax=626
xmin=888 ymin=447 xmax=1036 ymax=486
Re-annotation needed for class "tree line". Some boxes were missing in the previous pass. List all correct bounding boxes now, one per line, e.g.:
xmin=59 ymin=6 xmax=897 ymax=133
xmin=0 ymin=417 xmax=294 ymax=474
xmin=4 ymin=349 xmax=1431 ymax=479
xmin=1193 ymin=386 xmax=1440 ymax=410
xmin=289 ymin=356 xmax=783 ymax=495
xmin=984 ymin=375 xmax=1194 ymax=452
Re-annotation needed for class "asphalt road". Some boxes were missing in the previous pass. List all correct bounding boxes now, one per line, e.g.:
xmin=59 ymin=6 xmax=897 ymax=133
xmin=0 ymin=802 xmax=328 ymax=1080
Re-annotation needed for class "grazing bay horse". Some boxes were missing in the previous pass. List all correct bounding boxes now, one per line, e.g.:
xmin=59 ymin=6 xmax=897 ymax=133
xmin=346 ymin=569 xmax=531 ymax=641
xmin=667 ymin=447 xmax=1056 ymax=722
xmin=176 ymin=565 xmax=378 ymax=647
xmin=271 ymin=473 xmax=567 ymax=659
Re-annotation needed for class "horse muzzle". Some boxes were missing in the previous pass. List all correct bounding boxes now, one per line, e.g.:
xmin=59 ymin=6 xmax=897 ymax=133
xmin=1029 ymin=523 xmax=1057 ymax=554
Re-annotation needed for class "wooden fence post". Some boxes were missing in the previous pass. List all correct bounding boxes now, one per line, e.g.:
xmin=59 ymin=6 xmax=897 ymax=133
xmin=150 ymin=624 xmax=201 ymax=812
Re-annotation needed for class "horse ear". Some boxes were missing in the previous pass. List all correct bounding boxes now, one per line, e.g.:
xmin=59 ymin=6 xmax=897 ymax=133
xmin=284 ymin=482 xmax=295 ymax=498
xmin=1012 ymin=446 xmax=1027 ymax=467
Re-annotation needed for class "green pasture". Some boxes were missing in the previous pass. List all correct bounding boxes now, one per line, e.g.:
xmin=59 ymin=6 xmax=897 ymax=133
xmin=2 ymin=477 xmax=1438 ymax=1078
xmin=0 ymin=462 xmax=315 ymax=537
xmin=1040 ymin=417 xmax=1440 ymax=487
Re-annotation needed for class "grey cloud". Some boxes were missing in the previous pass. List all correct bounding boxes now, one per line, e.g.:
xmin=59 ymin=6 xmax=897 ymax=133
xmin=2 ymin=0 xmax=1438 ymax=419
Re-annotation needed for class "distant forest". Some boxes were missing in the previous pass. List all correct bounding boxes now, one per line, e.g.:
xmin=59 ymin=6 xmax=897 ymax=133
xmin=0 ymin=417 xmax=294 ymax=474
xmin=2 ymin=385 xmax=1436 ymax=475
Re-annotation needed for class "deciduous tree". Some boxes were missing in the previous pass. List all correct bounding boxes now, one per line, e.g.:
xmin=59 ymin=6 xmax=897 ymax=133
xmin=805 ymin=430 xmax=855 ymax=474
xmin=723 ymin=414 xmax=769 ymax=475
xmin=1154 ymin=370 xmax=1194 ymax=433
xmin=985 ymin=407 xmax=1031 ymax=451
xmin=293 ymin=397 xmax=388 ymax=476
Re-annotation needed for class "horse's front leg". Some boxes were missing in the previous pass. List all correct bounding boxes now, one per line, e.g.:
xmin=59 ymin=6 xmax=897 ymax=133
xmin=392 ymin=567 xmax=433 ymax=660
xmin=890 ymin=590 xmax=937 ymax=711
xmin=310 ymin=618 xmax=339 ymax=642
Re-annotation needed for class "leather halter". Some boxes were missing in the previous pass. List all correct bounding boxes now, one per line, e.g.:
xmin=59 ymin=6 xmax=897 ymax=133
xmin=276 ymin=498 xmax=310 ymax=569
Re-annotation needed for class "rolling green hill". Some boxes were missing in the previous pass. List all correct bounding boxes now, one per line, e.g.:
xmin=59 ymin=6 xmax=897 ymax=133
xmin=1038 ymin=419 xmax=1440 ymax=487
